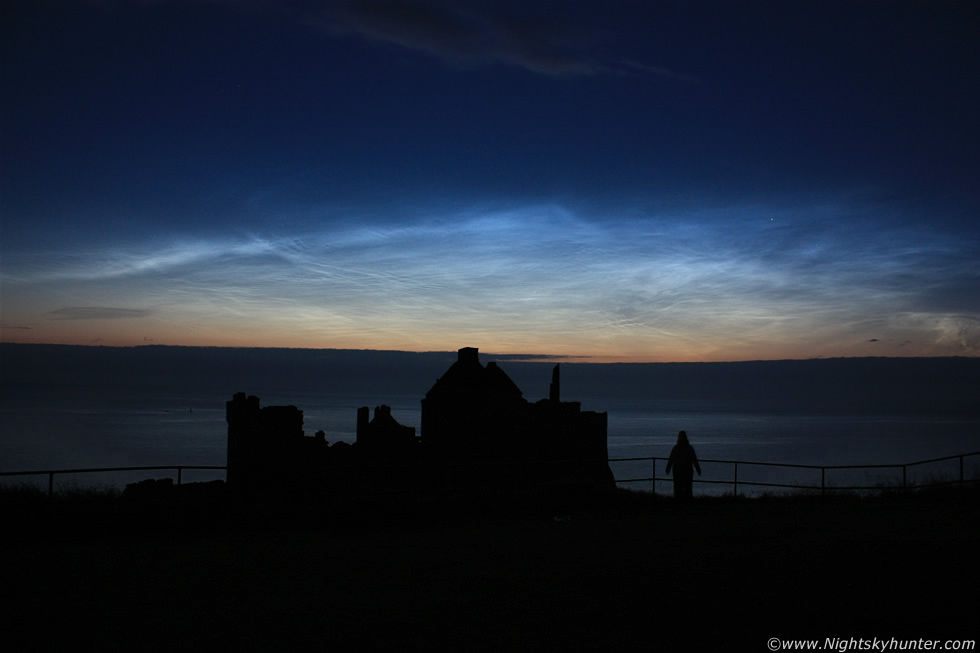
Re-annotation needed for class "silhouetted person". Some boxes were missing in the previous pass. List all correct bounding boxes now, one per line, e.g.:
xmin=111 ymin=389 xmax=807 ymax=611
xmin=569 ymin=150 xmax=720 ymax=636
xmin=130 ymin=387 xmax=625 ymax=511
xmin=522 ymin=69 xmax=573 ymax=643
xmin=665 ymin=430 xmax=701 ymax=499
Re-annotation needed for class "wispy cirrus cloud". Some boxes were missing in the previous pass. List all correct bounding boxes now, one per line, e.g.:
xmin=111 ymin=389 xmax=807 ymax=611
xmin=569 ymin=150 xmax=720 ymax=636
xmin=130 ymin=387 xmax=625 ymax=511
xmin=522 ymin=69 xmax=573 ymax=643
xmin=322 ymin=0 xmax=597 ymax=76
xmin=620 ymin=59 xmax=699 ymax=83
xmin=318 ymin=0 xmax=691 ymax=80
xmin=5 ymin=196 xmax=977 ymax=357
xmin=106 ymin=0 xmax=694 ymax=81
xmin=46 ymin=307 xmax=152 ymax=320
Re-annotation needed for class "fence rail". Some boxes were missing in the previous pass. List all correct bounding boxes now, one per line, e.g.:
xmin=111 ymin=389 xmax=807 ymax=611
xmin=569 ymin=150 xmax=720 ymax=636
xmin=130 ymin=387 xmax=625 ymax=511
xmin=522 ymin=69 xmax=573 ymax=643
xmin=0 ymin=465 xmax=227 ymax=497
xmin=610 ymin=451 xmax=980 ymax=495
xmin=1 ymin=452 xmax=978 ymax=498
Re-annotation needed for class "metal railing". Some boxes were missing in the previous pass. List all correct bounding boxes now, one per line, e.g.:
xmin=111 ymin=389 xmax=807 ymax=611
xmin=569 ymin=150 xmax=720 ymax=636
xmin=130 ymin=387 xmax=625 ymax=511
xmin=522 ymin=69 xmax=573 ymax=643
xmin=1 ymin=451 xmax=978 ymax=497
xmin=611 ymin=451 xmax=980 ymax=495
xmin=0 ymin=465 xmax=227 ymax=497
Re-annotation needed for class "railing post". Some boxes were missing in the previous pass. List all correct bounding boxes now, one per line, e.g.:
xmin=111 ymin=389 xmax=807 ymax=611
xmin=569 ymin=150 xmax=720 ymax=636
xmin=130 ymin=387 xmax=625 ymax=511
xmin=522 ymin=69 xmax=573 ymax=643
xmin=651 ymin=457 xmax=656 ymax=495
xmin=960 ymin=455 xmax=964 ymax=487
xmin=821 ymin=467 xmax=825 ymax=496
xmin=177 ymin=467 xmax=183 ymax=486
xmin=733 ymin=462 xmax=738 ymax=497
xmin=902 ymin=465 xmax=907 ymax=491
xmin=48 ymin=472 xmax=54 ymax=498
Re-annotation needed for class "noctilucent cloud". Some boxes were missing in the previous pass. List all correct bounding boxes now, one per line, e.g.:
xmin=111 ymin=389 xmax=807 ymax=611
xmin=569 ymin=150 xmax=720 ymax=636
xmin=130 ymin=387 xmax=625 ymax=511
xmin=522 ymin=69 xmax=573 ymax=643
xmin=2 ymin=0 xmax=978 ymax=361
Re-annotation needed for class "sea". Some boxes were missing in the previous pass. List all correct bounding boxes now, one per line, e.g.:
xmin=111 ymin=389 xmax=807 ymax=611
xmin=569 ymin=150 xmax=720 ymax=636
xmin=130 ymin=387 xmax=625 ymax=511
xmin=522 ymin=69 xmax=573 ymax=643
xmin=2 ymin=389 xmax=978 ymax=497
xmin=1 ymin=345 xmax=978 ymax=496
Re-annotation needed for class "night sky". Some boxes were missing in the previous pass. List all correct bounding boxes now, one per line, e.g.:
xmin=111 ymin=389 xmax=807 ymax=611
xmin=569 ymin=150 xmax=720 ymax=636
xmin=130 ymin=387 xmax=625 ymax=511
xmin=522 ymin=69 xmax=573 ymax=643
xmin=2 ymin=0 xmax=978 ymax=362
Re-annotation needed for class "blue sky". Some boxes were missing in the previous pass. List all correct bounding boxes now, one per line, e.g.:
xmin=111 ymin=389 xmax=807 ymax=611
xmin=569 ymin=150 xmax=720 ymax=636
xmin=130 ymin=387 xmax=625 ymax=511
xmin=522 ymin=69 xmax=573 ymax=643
xmin=1 ymin=0 xmax=978 ymax=361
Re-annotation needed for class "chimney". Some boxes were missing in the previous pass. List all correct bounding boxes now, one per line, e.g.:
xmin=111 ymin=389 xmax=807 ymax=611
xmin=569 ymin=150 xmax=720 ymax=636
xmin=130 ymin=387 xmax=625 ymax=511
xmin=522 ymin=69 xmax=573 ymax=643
xmin=458 ymin=347 xmax=479 ymax=364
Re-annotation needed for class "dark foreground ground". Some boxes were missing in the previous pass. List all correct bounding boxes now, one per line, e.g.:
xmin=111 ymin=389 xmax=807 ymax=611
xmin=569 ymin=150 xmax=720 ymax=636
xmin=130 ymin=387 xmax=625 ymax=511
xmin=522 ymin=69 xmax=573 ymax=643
xmin=2 ymin=485 xmax=977 ymax=651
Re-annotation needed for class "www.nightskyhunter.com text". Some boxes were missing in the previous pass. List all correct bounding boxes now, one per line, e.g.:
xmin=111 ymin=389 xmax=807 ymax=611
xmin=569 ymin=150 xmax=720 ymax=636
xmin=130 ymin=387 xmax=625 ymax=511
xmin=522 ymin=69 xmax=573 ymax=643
xmin=768 ymin=638 xmax=975 ymax=652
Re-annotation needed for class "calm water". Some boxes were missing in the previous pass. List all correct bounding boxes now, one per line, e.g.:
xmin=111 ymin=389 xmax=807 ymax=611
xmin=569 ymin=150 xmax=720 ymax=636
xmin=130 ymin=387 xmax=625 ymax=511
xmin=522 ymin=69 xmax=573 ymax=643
xmin=2 ymin=389 xmax=978 ymax=495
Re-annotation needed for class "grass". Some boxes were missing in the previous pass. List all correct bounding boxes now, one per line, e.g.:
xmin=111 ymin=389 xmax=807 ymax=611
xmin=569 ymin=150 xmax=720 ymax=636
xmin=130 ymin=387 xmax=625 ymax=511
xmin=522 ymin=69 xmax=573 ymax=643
xmin=2 ymin=481 xmax=978 ymax=650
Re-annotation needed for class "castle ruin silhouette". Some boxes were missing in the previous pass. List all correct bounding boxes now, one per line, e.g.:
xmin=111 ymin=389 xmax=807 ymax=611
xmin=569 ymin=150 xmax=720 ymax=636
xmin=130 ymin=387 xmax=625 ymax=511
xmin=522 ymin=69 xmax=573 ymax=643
xmin=226 ymin=347 xmax=613 ymax=495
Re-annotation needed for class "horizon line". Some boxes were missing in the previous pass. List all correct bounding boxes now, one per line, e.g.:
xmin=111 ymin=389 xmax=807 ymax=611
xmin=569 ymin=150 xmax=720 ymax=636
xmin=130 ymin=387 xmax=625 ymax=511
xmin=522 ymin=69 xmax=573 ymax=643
xmin=2 ymin=341 xmax=977 ymax=366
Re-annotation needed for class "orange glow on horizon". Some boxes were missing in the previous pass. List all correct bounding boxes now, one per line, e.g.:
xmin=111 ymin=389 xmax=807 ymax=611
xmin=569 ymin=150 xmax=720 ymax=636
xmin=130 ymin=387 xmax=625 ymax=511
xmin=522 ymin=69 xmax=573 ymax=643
xmin=1 ymin=323 xmax=962 ymax=364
